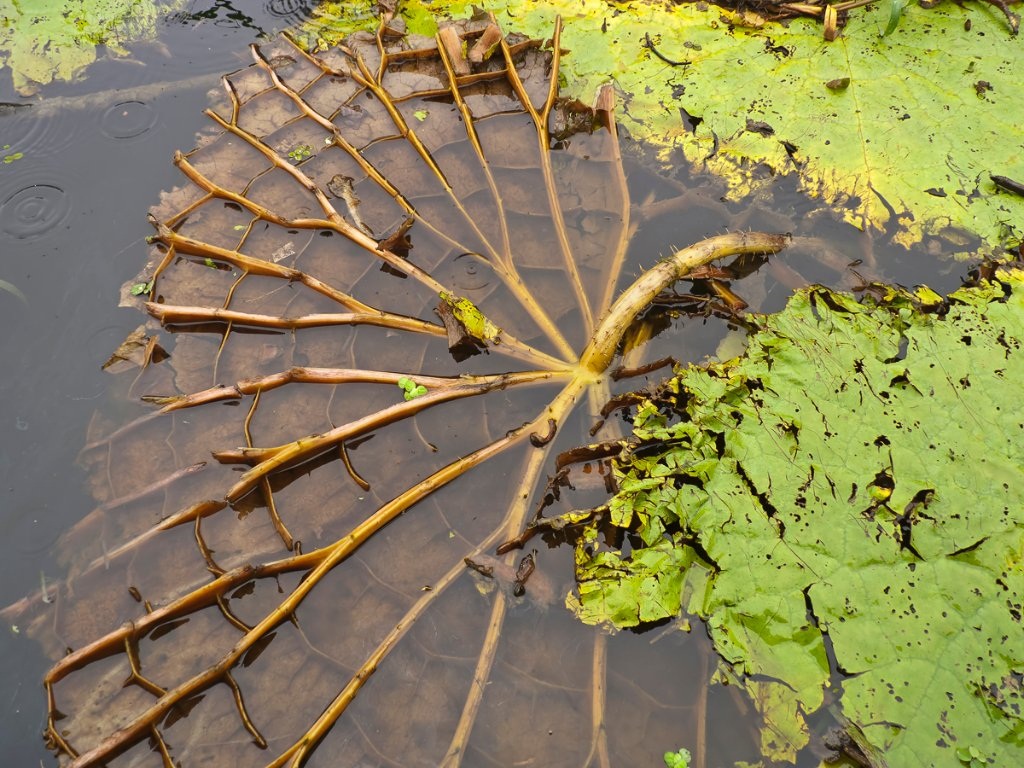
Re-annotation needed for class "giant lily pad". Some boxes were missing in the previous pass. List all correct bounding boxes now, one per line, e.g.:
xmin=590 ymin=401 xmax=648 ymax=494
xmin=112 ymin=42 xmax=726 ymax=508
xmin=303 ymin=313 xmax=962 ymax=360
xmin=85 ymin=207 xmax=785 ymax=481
xmin=7 ymin=11 xmax=789 ymax=766
xmin=0 ymin=0 xmax=185 ymax=95
xmin=307 ymin=0 xmax=1024 ymax=251
xmin=570 ymin=269 xmax=1024 ymax=764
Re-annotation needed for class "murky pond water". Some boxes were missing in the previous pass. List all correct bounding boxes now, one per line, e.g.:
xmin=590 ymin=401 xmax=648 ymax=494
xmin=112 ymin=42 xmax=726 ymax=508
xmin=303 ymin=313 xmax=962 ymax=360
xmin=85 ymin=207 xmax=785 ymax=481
xmin=0 ymin=5 xmax=322 ymax=762
xmin=0 ymin=3 xmax=973 ymax=766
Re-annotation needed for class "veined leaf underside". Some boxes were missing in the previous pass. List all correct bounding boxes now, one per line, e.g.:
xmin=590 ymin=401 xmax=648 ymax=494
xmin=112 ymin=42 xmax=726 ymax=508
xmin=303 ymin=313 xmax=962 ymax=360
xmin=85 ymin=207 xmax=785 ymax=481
xmin=19 ymin=12 xmax=787 ymax=768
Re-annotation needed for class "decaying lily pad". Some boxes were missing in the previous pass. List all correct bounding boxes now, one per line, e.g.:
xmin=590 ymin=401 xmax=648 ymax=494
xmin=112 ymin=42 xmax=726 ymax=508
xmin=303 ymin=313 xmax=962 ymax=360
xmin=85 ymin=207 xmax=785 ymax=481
xmin=570 ymin=267 xmax=1024 ymax=765
xmin=7 ymin=9 xmax=791 ymax=767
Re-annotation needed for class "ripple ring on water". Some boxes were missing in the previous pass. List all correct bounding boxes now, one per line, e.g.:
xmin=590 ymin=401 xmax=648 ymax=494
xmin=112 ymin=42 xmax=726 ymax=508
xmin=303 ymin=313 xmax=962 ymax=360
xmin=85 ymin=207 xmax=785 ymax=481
xmin=8 ymin=509 xmax=61 ymax=555
xmin=100 ymin=100 xmax=158 ymax=140
xmin=265 ymin=0 xmax=317 ymax=23
xmin=0 ymin=184 xmax=70 ymax=239
xmin=451 ymin=252 xmax=491 ymax=291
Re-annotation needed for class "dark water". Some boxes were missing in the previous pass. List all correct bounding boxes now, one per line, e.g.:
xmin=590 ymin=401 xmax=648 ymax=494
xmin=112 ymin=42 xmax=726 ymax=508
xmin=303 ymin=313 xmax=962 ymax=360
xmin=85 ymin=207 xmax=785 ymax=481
xmin=0 ymin=3 xmax=319 ymax=763
xmin=0 ymin=3 xmax=975 ymax=766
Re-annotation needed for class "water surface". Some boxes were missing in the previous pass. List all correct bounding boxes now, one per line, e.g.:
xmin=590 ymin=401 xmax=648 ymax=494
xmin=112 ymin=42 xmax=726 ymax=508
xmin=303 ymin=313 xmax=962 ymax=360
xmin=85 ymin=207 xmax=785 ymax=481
xmin=0 ymin=4 xmax=319 ymax=762
xmin=0 ymin=2 xmax=970 ymax=765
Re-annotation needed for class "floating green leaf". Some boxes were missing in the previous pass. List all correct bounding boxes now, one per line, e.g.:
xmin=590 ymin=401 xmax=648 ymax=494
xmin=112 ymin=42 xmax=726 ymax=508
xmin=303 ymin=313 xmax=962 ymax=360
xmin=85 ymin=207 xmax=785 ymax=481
xmin=571 ymin=270 xmax=1024 ymax=763
xmin=958 ymin=744 xmax=987 ymax=766
xmin=0 ymin=0 xmax=185 ymax=95
xmin=397 ymin=376 xmax=427 ymax=400
xmin=287 ymin=143 xmax=313 ymax=163
xmin=371 ymin=0 xmax=1023 ymax=251
xmin=2 ymin=144 xmax=24 ymax=164
xmin=438 ymin=290 xmax=501 ymax=345
xmin=293 ymin=0 xmax=406 ymax=48
xmin=663 ymin=746 xmax=692 ymax=768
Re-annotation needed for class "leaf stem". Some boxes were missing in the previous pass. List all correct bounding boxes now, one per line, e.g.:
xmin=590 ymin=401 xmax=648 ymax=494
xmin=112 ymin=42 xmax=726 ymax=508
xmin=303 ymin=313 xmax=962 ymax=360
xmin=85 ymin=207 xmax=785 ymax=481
xmin=587 ymin=632 xmax=611 ymax=768
xmin=499 ymin=19 xmax=595 ymax=333
xmin=148 ymin=303 xmax=446 ymax=337
xmin=594 ymin=84 xmax=634 ymax=321
xmin=155 ymin=366 xmax=561 ymax=412
xmin=219 ymin=370 xmax=562 ymax=503
xmin=151 ymin=219 xmax=569 ymax=371
xmin=435 ymin=29 xmax=578 ymax=361
xmin=579 ymin=232 xmax=790 ymax=375
xmin=266 ymin=380 xmax=586 ymax=768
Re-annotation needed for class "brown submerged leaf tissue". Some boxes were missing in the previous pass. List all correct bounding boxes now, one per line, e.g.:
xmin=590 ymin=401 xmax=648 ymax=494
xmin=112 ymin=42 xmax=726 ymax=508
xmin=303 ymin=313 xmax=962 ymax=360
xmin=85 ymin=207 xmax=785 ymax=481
xmin=10 ymin=10 xmax=786 ymax=768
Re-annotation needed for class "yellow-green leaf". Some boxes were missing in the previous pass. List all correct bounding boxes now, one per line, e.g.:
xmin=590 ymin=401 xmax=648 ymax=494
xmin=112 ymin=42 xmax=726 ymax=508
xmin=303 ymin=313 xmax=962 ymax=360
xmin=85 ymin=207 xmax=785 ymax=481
xmin=412 ymin=0 xmax=1023 ymax=251
xmin=439 ymin=290 xmax=501 ymax=345
xmin=0 ymin=0 xmax=185 ymax=95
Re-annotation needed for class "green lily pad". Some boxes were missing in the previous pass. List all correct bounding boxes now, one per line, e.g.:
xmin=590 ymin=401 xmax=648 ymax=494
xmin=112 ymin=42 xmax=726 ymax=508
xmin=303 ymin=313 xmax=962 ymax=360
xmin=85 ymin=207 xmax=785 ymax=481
xmin=570 ymin=270 xmax=1024 ymax=764
xmin=0 ymin=0 xmax=185 ymax=95
xmin=303 ymin=0 xmax=1024 ymax=251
